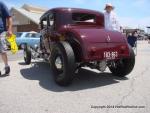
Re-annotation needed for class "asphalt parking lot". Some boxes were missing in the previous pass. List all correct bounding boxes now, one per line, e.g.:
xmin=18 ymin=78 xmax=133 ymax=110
xmin=0 ymin=41 xmax=150 ymax=113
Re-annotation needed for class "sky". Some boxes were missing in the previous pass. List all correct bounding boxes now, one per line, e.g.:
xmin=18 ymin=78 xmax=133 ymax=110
xmin=1 ymin=0 xmax=150 ymax=31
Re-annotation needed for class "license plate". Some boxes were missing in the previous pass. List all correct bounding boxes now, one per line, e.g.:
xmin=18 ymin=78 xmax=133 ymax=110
xmin=104 ymin=51 xmax=118 ymax=59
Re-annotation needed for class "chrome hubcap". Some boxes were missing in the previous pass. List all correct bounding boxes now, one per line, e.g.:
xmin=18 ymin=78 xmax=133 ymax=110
xmin=55 ymin=56 xmax=63 ymax=70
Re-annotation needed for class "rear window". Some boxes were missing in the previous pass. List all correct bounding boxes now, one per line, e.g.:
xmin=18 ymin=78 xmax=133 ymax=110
xmin=72 ymin=13 xmax=96 ymax=24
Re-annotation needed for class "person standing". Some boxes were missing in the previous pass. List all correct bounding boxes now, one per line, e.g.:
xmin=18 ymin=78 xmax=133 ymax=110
xmin=127 ymin=31 xmax=138 ymax=47
xmin=104 ymin=3 xmax=120 ymax=32
xmin=0 ymin=1 xmax=12 ymax=75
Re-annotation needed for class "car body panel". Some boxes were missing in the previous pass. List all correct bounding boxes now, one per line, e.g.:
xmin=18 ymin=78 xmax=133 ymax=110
xmin=57 ymin=25 xmax=130 ymax=61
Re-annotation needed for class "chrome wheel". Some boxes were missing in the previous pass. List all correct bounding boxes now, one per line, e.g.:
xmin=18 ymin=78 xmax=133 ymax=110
xmin=55 ymin=56 xmax=63 ymax=70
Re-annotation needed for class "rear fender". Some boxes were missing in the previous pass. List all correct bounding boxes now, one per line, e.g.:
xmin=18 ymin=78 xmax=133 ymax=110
xmin=65 ymin=33 xmax=83 ymax=62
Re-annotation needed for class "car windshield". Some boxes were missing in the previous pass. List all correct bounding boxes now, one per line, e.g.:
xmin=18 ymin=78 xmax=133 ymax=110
xmin=15 ymin=32 xmax=23 ymax=38
xmin=72 ymin=13 xmax=96 ymax=24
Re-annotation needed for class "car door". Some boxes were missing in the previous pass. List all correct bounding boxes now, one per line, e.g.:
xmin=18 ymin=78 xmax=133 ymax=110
xmin=40 ymin=14 xmax=51 ymax=53
xmin=47 ymin=12 xmax=56 ymax=41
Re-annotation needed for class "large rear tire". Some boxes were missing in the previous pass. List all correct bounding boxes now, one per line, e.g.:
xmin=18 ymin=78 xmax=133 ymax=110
xmin=109 ymin=46 xmax=135 ymax=77
xmin=50 ymin=41 xmax=75 ymax=86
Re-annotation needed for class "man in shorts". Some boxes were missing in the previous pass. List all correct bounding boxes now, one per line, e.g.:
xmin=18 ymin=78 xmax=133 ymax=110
xmin=0 ymin=1 xmax=12 ymax=75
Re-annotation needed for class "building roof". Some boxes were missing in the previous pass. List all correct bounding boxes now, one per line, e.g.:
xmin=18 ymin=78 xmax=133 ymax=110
xmin=22 ymin=4 xmax=47 ymax=13
xmin=11 ymin=4 xmax=47 ymax=24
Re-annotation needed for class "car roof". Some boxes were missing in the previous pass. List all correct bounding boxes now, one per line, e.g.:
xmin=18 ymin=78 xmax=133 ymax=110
xmin=40 ymin=7 xmax=103 ymax=20
xmin=51 ymin=7 xmax=102 ymax=13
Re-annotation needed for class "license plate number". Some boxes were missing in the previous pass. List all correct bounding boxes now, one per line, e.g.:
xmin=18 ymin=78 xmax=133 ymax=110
xmin=104 ymin=51 xmax=118 ymax=59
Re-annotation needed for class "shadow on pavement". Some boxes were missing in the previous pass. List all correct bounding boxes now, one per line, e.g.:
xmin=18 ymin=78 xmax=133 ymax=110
xmin=19 ymin=61 xmax=128 ymax=92
xmin=18 ymin=62 xmax=28 ymax=66
xmin=0 ymin=74 xmax=9 ymax=78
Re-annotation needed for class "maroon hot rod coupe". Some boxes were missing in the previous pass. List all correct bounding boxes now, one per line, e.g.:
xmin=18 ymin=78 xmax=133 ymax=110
xmin=23 ymin=8 xmax=135 ymax=86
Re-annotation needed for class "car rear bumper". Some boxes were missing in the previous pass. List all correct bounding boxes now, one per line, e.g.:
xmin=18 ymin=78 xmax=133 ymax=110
xmin=82 ymin=42 xmax=130 ymax=62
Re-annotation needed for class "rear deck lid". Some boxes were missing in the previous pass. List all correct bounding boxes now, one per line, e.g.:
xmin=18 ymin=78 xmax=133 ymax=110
xmin=73 ymin=28 xmax=126 ymax=43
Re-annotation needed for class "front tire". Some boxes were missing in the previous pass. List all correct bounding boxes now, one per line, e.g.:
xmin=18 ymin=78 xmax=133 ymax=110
xmin=24 ymin=45 xmax=31 ymax=65
xmin=109 ymin=46 xmax=135 ymax=77
xmin=50 ymin=41 xmax=75 ymax=86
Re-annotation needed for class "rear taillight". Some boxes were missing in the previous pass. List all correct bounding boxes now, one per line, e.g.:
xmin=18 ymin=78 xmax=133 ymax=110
xmin=120 ymin=45 xmax=127 ymax=50
xmin=90 ymin=47 xmax=96 ymax=56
